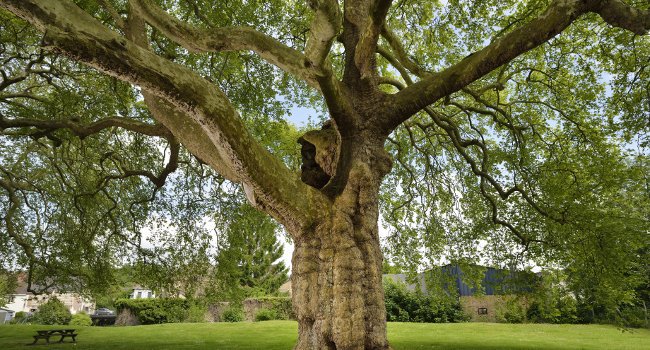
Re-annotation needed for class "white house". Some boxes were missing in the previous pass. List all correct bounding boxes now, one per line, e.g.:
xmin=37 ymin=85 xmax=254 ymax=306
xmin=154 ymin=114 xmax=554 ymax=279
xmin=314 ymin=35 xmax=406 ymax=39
xmin=4 ymin=273 xmax=95 ymax=316
xmin=0 ymin=307 xmax=14 ymax=324
xmin=5 ymin=291 xmax=30 ymax=314
xmin=128 ymin=286 xmax=155 ymax=299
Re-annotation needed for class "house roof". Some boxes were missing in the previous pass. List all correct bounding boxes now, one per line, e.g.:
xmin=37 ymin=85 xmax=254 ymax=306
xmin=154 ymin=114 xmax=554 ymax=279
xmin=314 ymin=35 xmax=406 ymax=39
xmin=10 ymin=272 xmax=75 ymax=295
xmin=12 ymin=272 xmax=33 ymax=295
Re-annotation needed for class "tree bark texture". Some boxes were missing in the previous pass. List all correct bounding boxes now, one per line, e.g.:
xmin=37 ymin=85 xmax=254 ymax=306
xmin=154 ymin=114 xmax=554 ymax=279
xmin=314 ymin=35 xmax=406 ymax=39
xmin=292 ymin=142 xmax=392 ymax=350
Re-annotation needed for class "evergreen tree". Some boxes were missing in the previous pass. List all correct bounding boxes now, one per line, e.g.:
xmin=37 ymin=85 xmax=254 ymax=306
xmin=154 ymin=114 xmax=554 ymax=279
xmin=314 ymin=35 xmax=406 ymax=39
xmin=215 ymin=203 xmax=289 ymax=301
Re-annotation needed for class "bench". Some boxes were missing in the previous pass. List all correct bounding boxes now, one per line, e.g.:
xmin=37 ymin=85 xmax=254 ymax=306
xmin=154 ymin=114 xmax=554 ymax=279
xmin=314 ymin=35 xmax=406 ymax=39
xmin=31 ymin=329 xmax=77 ymax=345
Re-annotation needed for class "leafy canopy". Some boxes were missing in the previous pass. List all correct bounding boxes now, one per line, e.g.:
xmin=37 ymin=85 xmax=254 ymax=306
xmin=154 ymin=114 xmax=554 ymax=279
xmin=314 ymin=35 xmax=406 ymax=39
xmin=0 ymin=0 xmax=647 ymax=317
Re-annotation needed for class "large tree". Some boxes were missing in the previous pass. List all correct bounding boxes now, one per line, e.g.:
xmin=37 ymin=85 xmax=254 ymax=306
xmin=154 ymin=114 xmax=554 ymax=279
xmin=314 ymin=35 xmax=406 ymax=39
xmin=0 ymin=0 xmax=649 ymax=349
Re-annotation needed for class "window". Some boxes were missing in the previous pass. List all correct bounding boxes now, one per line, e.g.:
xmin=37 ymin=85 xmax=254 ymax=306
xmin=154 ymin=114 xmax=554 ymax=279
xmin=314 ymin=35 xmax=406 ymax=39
xmin=478 ymin=308 xmax=488 ymax=315
xmin=136 ymin=291 xmax=142 ymax=299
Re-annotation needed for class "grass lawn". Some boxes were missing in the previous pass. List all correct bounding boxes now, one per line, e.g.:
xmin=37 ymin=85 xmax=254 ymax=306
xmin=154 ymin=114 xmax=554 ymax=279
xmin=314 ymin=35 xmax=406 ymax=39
xmin=0 ymin=321 xmax=649 ymax=350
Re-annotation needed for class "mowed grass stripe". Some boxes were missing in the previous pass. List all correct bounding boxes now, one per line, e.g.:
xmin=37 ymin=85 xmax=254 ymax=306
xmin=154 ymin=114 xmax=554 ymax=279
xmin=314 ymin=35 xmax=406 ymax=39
xmin=1 ymin=321 xmax=649 ymax=349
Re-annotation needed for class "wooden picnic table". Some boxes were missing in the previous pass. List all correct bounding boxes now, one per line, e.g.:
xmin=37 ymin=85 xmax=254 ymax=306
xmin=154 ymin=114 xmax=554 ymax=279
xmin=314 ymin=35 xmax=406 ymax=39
xmin=31 ymin=329 xmax=77 ymax=345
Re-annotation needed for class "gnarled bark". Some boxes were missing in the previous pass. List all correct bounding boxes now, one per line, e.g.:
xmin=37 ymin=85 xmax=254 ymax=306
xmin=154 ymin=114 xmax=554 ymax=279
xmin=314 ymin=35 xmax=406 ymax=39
xmin=293 ymin=137 xmax=392 ymax=350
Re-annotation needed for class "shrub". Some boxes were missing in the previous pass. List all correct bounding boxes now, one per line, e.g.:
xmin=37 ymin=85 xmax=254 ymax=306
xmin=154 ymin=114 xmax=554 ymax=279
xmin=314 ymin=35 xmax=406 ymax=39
xmin=10 ymin=311 xmax=31 ymax=324
xmin=32 ymin=297 xmax=72 ymax=325
xmin=114 ymin=308 xmax=139 ymax=326
xmin=384 ymin=283 xmax=414 ymax=322
xmin=185 ymin=303 xmax=207 ymax=323
xmin=611 ymin=305 xmax=649 ymax=329
xmin=138 ymin=307 xmax=168 ymax=324
xmin=255 ymin=308 xmax=277 ymax=321
xmin=526 ymin=270 xmax=578 ymax=324
xmin=496 ymin=298 xmax=527 ymax=324
xmin=222 ymin=307 xmax=244 ymax=322
xmin=527 ymin=294 xmax=578 ymax=324
xmin=383 ymin=279 xmax=467 ymax=323
xmin=69 ymin=312 xmax=92 ymax=326
xmin=555 ymin=296 xmax=578 ymax=324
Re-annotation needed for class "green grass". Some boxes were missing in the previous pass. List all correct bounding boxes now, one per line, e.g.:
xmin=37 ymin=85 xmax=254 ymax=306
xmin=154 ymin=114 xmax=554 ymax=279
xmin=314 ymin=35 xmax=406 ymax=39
xmin=387 ymin=322 xmax=650 ymax=349
xmin=0 ymin=321 xmax=649 ymax=350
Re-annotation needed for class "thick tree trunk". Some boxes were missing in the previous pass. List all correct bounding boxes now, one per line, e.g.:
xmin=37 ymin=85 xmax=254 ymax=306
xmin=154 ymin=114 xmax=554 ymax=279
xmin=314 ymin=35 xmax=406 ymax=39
xmin=291 ymin=144 xmax=392 ymax=350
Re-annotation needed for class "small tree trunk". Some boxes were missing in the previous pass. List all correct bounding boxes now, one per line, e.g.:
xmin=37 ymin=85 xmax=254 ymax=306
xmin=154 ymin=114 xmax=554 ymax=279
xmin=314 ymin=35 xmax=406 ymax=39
xmin=642 ymin=300 xmax=648 ymax=327
xmin=291 ymin=149 xmax=391 ymax=350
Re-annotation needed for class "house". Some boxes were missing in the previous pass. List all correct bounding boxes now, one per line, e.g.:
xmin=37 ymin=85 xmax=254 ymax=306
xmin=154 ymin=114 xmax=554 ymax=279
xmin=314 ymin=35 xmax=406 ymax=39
xmin=0 ymin=307 xmax=14 ymax=324
xmin=384 ymin=264 xmax=538 ymax=322
xmin=128 ymin=285 xmax=155 ymax=299
xmin=4 ymin=273 xmax=95 ymax=316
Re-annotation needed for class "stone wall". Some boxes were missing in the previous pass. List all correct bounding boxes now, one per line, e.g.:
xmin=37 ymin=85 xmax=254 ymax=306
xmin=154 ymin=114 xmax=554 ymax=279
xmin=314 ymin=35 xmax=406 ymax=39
xmin=243 ymin=298 xmax=265 ymax=321
xmin=460 ymin=295 xmax=528 ymax=322
xmin=242 ymin=297 xmax=293 ymax=321
xmin=206 ymin=302 xmax=230 ymax=322
xmin=460 ymin=295 xmax=508 ymax=322
xmin=115 ymin=308 xmax=140 ymax=326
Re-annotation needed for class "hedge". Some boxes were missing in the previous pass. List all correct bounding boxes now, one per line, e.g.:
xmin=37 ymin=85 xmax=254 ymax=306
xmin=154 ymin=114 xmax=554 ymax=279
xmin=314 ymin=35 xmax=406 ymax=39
xmin=70 ymin=312 xmax=93 ymax=326
xmin=384 ymin=279 xmax=468 ymax=323
xmin=114 ymin=298 xmax=206 ymax=325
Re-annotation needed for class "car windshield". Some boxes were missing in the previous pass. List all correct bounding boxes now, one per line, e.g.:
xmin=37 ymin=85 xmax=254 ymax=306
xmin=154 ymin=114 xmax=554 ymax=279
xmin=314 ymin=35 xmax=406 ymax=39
xmin=95 ymin=308 xmax=113 ymax=314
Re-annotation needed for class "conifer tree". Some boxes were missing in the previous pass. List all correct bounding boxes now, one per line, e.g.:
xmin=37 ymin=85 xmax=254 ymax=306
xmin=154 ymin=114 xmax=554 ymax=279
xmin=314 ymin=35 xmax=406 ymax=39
xmin=215 ymin=203 xmax=289 ymax=301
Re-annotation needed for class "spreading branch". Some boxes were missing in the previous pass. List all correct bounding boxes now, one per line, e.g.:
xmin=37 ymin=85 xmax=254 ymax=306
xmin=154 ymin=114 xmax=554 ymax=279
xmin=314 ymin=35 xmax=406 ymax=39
xmin=0 ymin=178 xmax=35 ymax=264
xmin=376 ymin=46 xmax=414 ymax=85
xmin=102 ymin=138 xmax=180 ymax=188
xmin=305 ymin=0 xmax=341 ymax=69
xmin=0 ymin=0 xmax=328 ymax=234
xmin=303 ymin=0 xmax=359 ymax=132
xmin=0 ymin=115 xmax=172 ymax=139
xmin=130 ymin=0 xmax=320 ymax=88
xmin=352 ymin=0 xmax=393 ymax=79
xmin=383 ymin=76 xmax=555 ymax=245
xmin=124 ymin=9 xmax=242 ymax=183
xmin=382 ymin=0 xmax=650 ymax=132
xmin=380 ymin=25 xmax=430 ymax=78
xmin=384 ymin=0 xmax=590 ymax=129
xmin=97 ymin=0 xmax=126 ymax=30
xmin=131 ymin=0 xmax=356 ymax=153
xmin=593 ymin=0 xmax=650 ymax=35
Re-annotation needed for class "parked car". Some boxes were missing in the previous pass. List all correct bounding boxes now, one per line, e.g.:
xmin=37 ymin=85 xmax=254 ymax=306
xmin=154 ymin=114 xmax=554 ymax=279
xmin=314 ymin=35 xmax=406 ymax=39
xmin=91 ymin=308 xmax=117 ymax=326
xmin=93 ymin=308 xmax=114 ymax=316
